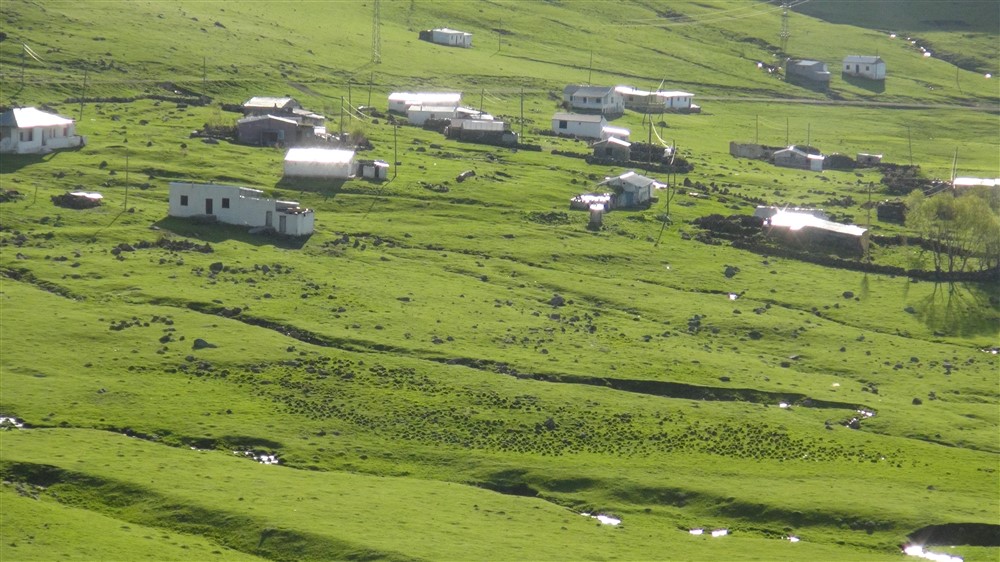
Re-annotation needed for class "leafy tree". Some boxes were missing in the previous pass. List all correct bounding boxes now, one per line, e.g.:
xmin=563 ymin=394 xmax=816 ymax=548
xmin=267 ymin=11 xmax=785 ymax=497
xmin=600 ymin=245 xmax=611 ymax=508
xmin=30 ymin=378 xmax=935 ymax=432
xmin=905 ymin=189 xmax=1000 ymax=273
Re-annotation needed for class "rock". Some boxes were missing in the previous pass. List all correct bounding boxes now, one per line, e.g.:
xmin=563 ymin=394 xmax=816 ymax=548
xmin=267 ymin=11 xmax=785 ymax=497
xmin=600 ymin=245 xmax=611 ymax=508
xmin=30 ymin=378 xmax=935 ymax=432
xmin=724 ymin=265 xmax=740 ymax=278
xmin=549 ymin=294 xmax=566 ymax=307
xmin=209 ymin=262 xmax=224 ymax=273
xmin=192 ymin=338 xmax=217 ymax=350
xmin=842 ymin=291 xmax=854 ymax=299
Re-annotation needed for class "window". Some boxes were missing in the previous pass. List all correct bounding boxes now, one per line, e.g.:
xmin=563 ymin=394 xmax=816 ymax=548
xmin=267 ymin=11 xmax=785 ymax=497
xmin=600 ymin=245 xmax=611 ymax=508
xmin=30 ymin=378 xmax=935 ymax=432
xmin=63 ymin=126 xmax=69 ymax=137
xmin=222 ymin=198 xmax=230 ymax=209
xmin=20 ymin=129 xmax=33 ymax=142
xmin=559 ymin=120 xmax=568 ymax=129
xmin=180 ymin=195 xmax=189 ymax=206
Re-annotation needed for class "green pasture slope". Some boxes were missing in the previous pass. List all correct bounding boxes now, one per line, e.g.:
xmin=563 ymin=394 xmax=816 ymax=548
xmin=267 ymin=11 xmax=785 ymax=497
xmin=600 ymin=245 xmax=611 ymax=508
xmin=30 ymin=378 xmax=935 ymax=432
xmin=1 ymin=1 xmax=998 ymax=560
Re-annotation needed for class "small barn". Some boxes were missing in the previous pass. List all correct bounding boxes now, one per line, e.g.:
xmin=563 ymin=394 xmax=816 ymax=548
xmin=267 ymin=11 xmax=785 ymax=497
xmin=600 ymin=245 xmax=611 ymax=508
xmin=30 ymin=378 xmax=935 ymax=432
xmin=283 ymin=148 xmax=356 ymax=179
xmin=843 ymin=55 xmax=886 ymax=80
xmin=785 ymin=59 xmax=831 ymax=85
xmin=592 ymin=137 xmax=631 ymax=162
xmin=419 ymin=28 xmax=473 ymax=48
xmin=765 ymin=210 xmax=868 ymax=255
xmin=773 ymin=146 xmax=824 ymax=171
xmin=388 ymin=92 xmax=462 ymax=113
xmin=856 ymin=153 xmax=883 ymax=167
xmin=0 ymin=107 xmax=85 ymax=154
xmin=552 ymin=112 xmax=607 ymax=139
xmin=563 ymin=85 xmax=625 ymax=117
xmin=446 ymin=119 xmax=517 ymax=146
xmin=600 ymin=126 xmax=630 ymax=142
xmin=600 ymin=170 xmax=664 ymax=209
xmin=236 ymin=114 xmax=305 ymax=146
xmin=168 ymin=182 xmax=314 ymax=236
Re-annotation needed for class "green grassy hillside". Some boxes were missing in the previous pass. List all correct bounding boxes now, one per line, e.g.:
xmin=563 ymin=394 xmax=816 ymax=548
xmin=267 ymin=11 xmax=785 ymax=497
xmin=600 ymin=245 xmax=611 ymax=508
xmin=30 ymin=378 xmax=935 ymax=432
xmin=1 ymin=1 xmax=998 ymax=561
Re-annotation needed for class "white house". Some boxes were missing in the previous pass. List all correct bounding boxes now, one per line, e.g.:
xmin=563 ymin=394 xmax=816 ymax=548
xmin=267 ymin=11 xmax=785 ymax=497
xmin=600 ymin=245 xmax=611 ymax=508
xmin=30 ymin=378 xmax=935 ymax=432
xmin=0 ymin=107 xmax=85 ymax=154
xmin=429 ymin=28 xmax=472 ymax=48
xmin=552 ymin=112 xmax=607 ymax=139
xmin=388 ymin=92 xmax=462 ymax=113
xmin=283 ymin=148 xmax=356 ymax=179
xmin=615 ymin=87 xmax=697 ymax=112
xmin=168 ymin=182 xmax=314 ymax=236
xmin=406 ymin=105 xmax=459 ymax=125
xmin=563 ymin=85 xmax=624 ymax=117
xmin=773 ymin=146 xmax=824 ymax=171
xmin=842 ymin=55 xmax=886 ymax=80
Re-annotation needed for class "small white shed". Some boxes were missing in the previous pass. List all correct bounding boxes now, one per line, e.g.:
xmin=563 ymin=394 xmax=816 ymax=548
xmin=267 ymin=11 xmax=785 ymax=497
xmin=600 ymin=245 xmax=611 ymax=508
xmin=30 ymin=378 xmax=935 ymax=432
xmin=843 ymin=56 xmax=886 ymax=80
xmin=431 ymin=28 xmax=472 ymax=48
xmin=552 ymin=112 xmax=607 ymax=140
xmin=168 ymin=182 xmax=314 ymax=236
xmin=407 ymin=105 xmax=458 ymax=125
xmin=283 ymin=148 xmax=356 ymax=179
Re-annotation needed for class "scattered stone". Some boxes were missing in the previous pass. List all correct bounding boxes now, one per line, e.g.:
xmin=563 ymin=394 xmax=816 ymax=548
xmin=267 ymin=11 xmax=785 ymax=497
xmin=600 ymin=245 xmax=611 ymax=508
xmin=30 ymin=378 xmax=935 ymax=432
xmin=192 ymin=338 xmax=217 ymax=350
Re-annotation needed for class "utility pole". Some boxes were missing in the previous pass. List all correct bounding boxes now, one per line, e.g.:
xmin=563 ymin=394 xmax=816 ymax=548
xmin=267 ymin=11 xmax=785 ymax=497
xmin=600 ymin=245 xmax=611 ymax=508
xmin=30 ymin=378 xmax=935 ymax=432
xmin=339 ymin=97 xmax=344 ymax=137
xmin=123 ymin=139 xmax=130 ymax=210
xmin=498 ymin=18 xmax=502 ymax=54
xmin=348 ymin=81 xmax=353 ymax=122
xmin=907 ymin=126 xmax=913 ymax=165
xmin=20 ymin=44 xmax=25 ymax=89
xmin=587 ymin=50 xmax=593 ymax=84
xmin=79 ymin=67 xmax=88 ymax=121
xmin=202 ymin=57 xmax=207 ymax=92
xmin=519 ymin=86 xmax=524 ymax=143
xmin=779 ymin=3 xmax=790 ymax=54
xmin=785 ymin=117 xmax=789 ymax=146
xmin=480 ymin=88 xmax=484 ymax=112
xmin=371 ymin=0 xmax=382 ymax=64
xmin=393 ymin=125 xmax=398 ymax=179
xmin=806 ymin=123 xmax=810 ymax=149
xmin=368 ymin=72 xmax=373 ymax=107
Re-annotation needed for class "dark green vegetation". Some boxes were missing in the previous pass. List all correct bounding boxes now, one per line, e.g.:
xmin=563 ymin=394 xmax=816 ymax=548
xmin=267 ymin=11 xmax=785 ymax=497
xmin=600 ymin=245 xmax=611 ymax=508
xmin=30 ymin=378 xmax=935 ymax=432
xmin=1 ymin=1 xmax=998 ymax=560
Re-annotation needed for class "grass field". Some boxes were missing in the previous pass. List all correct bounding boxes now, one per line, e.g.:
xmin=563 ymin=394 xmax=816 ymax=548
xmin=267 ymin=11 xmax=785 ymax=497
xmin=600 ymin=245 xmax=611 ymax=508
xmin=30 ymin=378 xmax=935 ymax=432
xmin=1 ymin=1 xmax=998 ymax=560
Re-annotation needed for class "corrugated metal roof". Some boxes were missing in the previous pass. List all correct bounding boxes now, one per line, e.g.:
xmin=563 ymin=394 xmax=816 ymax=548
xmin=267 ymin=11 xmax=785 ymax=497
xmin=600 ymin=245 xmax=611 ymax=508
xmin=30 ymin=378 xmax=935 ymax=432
xmin=284 ymin=148 xmax=355 ymax=164
xmin=433 ymin=28 xmax=470 ymax=35
xmin=0 ymin=107 xmax=74 ymax=128
xmin=237 ymin=114 xmax=300 ymax=125
xmin=843 ymin=55 xmax=883 ymax=64
xmin=244 ymin=96 xmax=297 ymax=108
xmin=656 ymin=91 xmax=694 ymax=98
xmin=769 ymin=211 xmax=867 ymax=236
xmin=569 ymin=85 xmax=615 ymax=98
xmin=553 ymin=112 xmax=605 ymax=123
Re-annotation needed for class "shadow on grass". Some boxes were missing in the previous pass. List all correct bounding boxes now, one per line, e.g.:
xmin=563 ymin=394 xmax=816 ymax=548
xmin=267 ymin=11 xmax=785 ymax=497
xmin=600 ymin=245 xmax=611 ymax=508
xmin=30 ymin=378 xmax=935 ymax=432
xmin=0 ymin=149 xmax=75 ymax=174
xmin=841 ymin=73 xmax=886 ymax=93
xmin=914 ymin=282 xmax=999 ymax=337
xmin=274 ymin=176 xmax=348 ymax=200
xmin=152 ymin=216 xmax=311 ymax=250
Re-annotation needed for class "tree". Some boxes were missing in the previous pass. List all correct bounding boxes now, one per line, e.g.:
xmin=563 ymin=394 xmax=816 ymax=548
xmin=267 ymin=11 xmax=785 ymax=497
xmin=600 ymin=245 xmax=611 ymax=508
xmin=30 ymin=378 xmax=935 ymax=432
xmin=905 ymin=189 xmax=1000 ymax=274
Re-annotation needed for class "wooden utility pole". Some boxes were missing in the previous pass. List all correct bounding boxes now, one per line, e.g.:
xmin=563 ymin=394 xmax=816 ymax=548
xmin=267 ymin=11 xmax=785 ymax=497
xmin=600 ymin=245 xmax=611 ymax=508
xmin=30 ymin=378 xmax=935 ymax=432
xmin=806 ymin=123 xmax=810 ymax=149
xmin=393 ymin=125 xmax=398 ymax=178
xmin=339 ymin=97 xmax=344 ymax=137
xmin=587 ymin=50 xmax=593 ymax=84
xmin=480 ymin=88 xmax=484 ymax=112
xmin=519 ymin=86 xmax=524 ymax=142
xmin=79 ymin=67 xmax=89 ymax=121
xmin=907 ymin=126 xmax=913 ymax=165
xmin=202 ymin=57 xmax=207 ymax=92
xmin=368 ymin=72 xmax=373 ymax=107
xmin=348 ymin=81 xmax=353 ymax=122
xmin=785 ymin=117 xmax=789 ymax=146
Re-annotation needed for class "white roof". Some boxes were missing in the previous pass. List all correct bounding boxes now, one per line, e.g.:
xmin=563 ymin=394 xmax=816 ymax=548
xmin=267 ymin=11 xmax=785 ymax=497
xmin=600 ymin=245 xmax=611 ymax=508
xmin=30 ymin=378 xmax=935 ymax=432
xmin=602 ymin=126 xmax=630 ymax=136
xmin=553 ymin=112 xmax=605 ymax=123
xmin=389 ymin=92 xmax=462 ymax=104
xmin=284 ymin=148 xmax=355 ymax=164
xmin=433 ymin=28 xmax=471 ymax=35
xmin=4 ymin=107 xmax=74 ymax=128
xmin=656 ymin=90 xmax=694 ymax=98
xmin=953 ymin=177 xmax=1000 ymax=188
xmin=602 ymin=137 xmax=631 ymax=148
xmin=616 ymin=86 xmax=649 ymax=96
xmin=244 ymin=96 xmax=296 ymax=108
xmin=769 ymin=211 xmax=867 ymax=236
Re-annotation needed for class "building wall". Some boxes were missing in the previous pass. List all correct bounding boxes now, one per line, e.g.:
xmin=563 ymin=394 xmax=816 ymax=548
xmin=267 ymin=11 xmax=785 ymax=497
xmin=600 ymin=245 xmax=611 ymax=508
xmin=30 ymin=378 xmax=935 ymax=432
xmin=237 ymin=119 xmax=301 ymax=146
xmin=169 ymin=183 xmax=275 ymax=227
xmin=552 ymin=118 xmax=604 ymax=139
xmin=432 ymin=30 xmax=471 ymax=48
xmin=407 ymin=108 xmax=457 ymax=125
xmin=843 ymin=61 xmax=885 ymax=80
xmin=1 ymin=124 xmax=83 ymax=154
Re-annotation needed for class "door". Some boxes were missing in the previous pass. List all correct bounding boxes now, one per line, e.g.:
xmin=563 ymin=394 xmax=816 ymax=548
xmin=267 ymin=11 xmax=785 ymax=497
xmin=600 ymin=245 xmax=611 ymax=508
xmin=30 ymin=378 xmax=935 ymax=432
xmin=205 ymin=198 xmax=213 ymax=215
xmin=278 ymin=215 xmax=287 ymax=234
xmin=265 ymin=211 xmax=273 ymax=227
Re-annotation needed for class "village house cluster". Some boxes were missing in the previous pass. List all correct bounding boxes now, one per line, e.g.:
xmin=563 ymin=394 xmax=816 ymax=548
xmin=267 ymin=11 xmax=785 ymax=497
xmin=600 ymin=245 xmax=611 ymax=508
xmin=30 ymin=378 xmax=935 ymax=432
xmin=785 ymin=55 xmax=887 ymax=88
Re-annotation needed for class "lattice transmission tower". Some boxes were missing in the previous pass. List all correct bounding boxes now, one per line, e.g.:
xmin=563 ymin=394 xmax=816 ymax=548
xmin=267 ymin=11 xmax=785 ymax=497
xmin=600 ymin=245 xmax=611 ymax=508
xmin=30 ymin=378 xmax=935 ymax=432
xmin=779 ymin=2 xmax=790 ymax=54
xmin=371 ymin=0 xmax=382 ymax=64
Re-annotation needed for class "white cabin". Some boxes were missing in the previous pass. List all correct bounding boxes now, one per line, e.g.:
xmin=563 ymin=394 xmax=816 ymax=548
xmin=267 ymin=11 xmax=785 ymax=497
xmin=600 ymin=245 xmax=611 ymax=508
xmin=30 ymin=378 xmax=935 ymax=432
xmin=552 ymin=112 xmax=608 ymax=140
xmin=168 ymin=182 xmax=314 ymax=236
xmin=283 ymin=148 xmax=355 ymax=179
xmin=0 ymin=107 xmax=85 ymax=154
